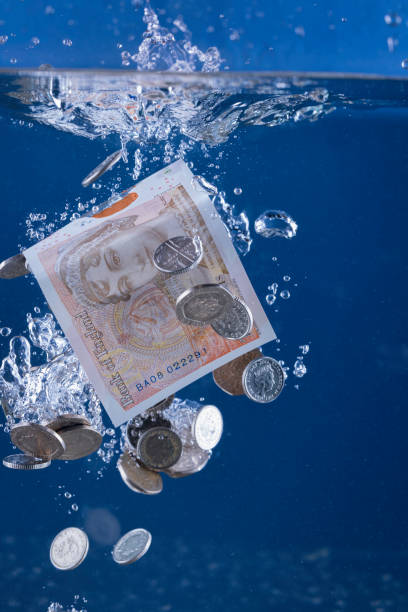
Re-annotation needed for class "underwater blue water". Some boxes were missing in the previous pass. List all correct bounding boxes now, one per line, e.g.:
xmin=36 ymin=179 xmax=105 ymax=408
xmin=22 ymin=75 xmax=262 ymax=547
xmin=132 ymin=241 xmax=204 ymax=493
xmin=0 ymin=74 xmax=408 ymax=610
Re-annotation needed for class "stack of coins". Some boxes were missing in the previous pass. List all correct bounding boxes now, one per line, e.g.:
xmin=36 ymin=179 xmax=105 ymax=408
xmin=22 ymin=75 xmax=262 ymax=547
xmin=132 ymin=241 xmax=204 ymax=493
xmin=4 ymin=413 xmax=102 ymax=470
xmin=152 ymin=235 xmax=253 ymax=340
xmin=213 ymin=352 xmax=285 ymax=403
xmin=117 ymin=398 xmax=224 ymax=491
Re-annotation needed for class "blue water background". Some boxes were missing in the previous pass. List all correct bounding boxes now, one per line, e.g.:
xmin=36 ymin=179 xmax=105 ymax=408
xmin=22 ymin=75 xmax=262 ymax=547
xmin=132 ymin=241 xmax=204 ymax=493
xmin=1 ymin=0 xmax=408 ymax=75
xmin=0 ymin=83 xmax=408 ymax=610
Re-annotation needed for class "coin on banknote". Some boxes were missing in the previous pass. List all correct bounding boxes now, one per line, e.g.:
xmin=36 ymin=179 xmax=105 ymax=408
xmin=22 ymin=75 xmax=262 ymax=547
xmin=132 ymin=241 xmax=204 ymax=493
xmin=50 ymin=527 xmax=89 ymax=570
xmin=242 ymin=356 xmax=285 ymax=403
xmin=212 ymin=348 xmax=263 ymax=396
xmin=137 ymin=427 xmax=182 ymax=470
xmin=153 ymin=235 xmax=202 ymax=274
xmin=118 ymin=450 xmax=163 ymax=495
xmin=176 ymin=283 xmax=234 ymax=327
xmin=2 ymin=453 xmax=51 ymax=470
xmin=47 ymin=414 xmax=90 ymax=432
xmin=0 ymin=253 xmax=28 ymax=279
xmin=210 ymin=298 xmax=253 ymax=340
xmin=193 ymin=405 xmax=223 ymax=450
xmin=164 ymin=444 xmax=211 ymax=478
xmin=112 ymin=528 xmax=152 ymax=565
xmin=10 ymin=423 xmax=65 ymax=459
xmin=56 ymin=425 xmax=102 ymax=460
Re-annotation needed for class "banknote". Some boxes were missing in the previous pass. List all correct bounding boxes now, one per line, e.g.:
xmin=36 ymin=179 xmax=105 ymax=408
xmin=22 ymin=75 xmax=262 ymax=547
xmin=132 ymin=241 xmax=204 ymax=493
xmin=24 ymin=161 xmax=276 ymax=426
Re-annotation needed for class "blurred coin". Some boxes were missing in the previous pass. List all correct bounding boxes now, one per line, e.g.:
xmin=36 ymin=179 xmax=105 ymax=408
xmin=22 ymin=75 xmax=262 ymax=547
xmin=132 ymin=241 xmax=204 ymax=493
xmin=10 ymin=422 xmax=65 ymax=459
xmin=153 ymin=235 xmax=202 ymax=274
xmin=50 ymin=527 xmax=89 ymax=570
xmin=193 ymin=405 xmax=223 ymax=450
xmin=118 ymin=450 xmax=163 ymax=495
xmin=137 ymin=427 xmax=182 ymax=470
xmin=2 ymin=453 xmax=51 ymax=470
xmin=212 ymin=348 xmax=262 ymax=396
xmin=112 ymin=528 xmax=152 ymax=565
xmin=81 ymin=149 xmax=122 ymax=188
xmin=211 ymin=298 xmax=253 ymax=340
xmin=165 ymin=444 xmax=210 ymax=478
xmin=56 ymin=424 xmax=102 ymax=460
xmin=242 ymin=356 xmax=285 ymax=403
xmin=176 ymin=283 xmax=234 ymax=327
xmin=47 ymin=414 xmax=90 ymax=432
xmin=0 ymin=253 xmax=28 ymax=279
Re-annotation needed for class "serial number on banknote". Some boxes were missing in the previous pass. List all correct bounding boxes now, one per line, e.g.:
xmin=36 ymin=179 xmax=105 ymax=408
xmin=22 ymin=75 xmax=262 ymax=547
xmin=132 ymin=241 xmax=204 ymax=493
xmin=135 ymin=348 xmax=208 ymax=392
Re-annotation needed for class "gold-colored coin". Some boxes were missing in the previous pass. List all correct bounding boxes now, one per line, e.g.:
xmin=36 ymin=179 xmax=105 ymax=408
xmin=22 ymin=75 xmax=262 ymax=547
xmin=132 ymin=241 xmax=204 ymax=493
xmin=55 ymin=424 xmax=102 ymax=461
xmin=10 ymin=423 xmax=65 ymax=460
xmin=212 ymin=348 xmax=262 ymax=396
xmin=118 ymin=450 xmax=163 ymax=495
xmin=137 ymin=427 xmax=182 ymax=471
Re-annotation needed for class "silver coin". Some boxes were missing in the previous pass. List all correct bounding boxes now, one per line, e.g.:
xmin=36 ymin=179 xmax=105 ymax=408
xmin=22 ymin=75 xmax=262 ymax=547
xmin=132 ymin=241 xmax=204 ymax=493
xmin=210 ymin=298 xmax=253 ymax=340
xmin=55 ymin=425 xmax=102 ymax=461
xmin=0 ymin=253 xmax=29 ymax=279
xmin=81 ymin=149 xmax=122 ymax=188
xmin=242 ymin=356 xmax=285 ymax=403
xmin=2 ymin=453 xmax=51 ymax=470
xmin=193 ymin=405 xmax=223 ymax=451
xmin=137 ymin=427 xmax=182 ymax=470
xmin=165 ymin=444 xmax=211 ymax=478
xmin=112 ymin=528 xmax=152 ymax=565
xmin=118 ymin=450 xmax=163 ymax=495
xmin=153 ymin=235 xmax=202 ymax=274
xmin=175 ymin=283 xmax=234 ymax=327
xmin=10 ymin=423 xmax=65 ymax=459
xmin=47 ymin=414 xmax=90 ymax=432
xmin=50 ymin=527 xmax=89 ymax=570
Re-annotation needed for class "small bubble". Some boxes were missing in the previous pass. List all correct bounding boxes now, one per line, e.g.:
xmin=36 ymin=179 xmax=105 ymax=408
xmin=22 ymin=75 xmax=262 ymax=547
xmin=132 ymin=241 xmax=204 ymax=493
xmin=71 ymin=503 xmax=79 ymax=511
xmin=10 ymin=58 xmax=17 ymax=64
xmin=233 ymin=187 xmax=242 ymax=195
xmin=283 ymin=275 xmax=291 ymax=282
xmin=293 ymin=359 xmax=307 ymax=378
xmin=272 ymin=256 xmax=278 ymax=261
xmin=62 ymin=38 xmax=72 ymax=46
xmin=280 ymin=290 xmax=290 ymax=300
xmin=384 ymin=12 xmax=402 ymax=26
xmin=45 ymin=5 xmax=55 ymax=14
xmin=0 ymin=35 xmax=8 ymax=45
xmin=0 ymin=327 xmax=11 ymax=336
xmin=34 ymin=307 xmax=41 ymax=314
xmin=266 ymin=294 xmax=276 ymax=306
xmin=30 ymin=37 xmax=40 ymax=46
xmin=402 ymin=58 xmax=408 ymax=69
xmin=64 ymin=492 xmax=72 ymax=499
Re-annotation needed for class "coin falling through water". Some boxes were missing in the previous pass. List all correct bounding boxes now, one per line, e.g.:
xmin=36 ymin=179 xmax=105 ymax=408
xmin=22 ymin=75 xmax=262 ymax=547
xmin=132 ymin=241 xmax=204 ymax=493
xmin=118 ymin=450 xmax=163 ymax=495
xmin=242 ymin=356 xmax=285 ymax=403
xmin=212 ymin=348 xmax=263 ymax=396
xmin=112 ymin=528 xmax=152 ymax=565
xmin=0 ymin=253 xmax=29 ymax=279
xmin=193 ymin=405 xmax=223 ymax=451
xmin=210 ymin=298 xmax=253 ymax=340
xmin=2 ymin=453 xmax=51 ymax=470
xmin=153 ymin=235 xmax=203 ymax=274
xmin=176 ymin=283 xmax=234 ymax=327
xmin=10 ymin=423 xmax=66 ymax=460
xmin=137 ymin=427 xmax=182 ymax=471
xmin=81 ymin=149 xmax=123 ymax=188
xmin=50 ymin=527 xmax=89 ymax=570
xmin=55 ymin=424 xmax=103 ymax=461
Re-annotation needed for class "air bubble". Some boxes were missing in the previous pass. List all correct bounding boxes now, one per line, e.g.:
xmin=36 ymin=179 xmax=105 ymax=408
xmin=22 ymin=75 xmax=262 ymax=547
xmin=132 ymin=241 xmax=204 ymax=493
xmin=280 ymin=290 xmax=290 ymax=300
xmin=64 ymin=492 xmax=72 ymax=499
xmin=266 ymin=294 xmax=276 ymax=306
xmin=62 ymin=38 xmax=73 ymax=46
xmin=0 ymin=35 xmax=8 ymax=45
xmin=283 ymin=275 xmax=291 ymax=282
xmin=0 ymin=327 xmax=11 ymax=336
xmin=10 ymin=58 xmax=17 ymax=64
xmin=293 ymin=359 xmax=307 ymax=378
xmin=254 ymin=210 xmax=297 ymax=239
xmin=402 ymin=58 xmax=408 ymax=69
xmin=30 ymin=37 xmax=40 ymax=46
xmin=71 ymin=503 xmax=79 ymax=512
xmin=384 ymin=12 xmax=402 ymax=26
xmin=233 ymin=187 xmax=242 ymax=195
